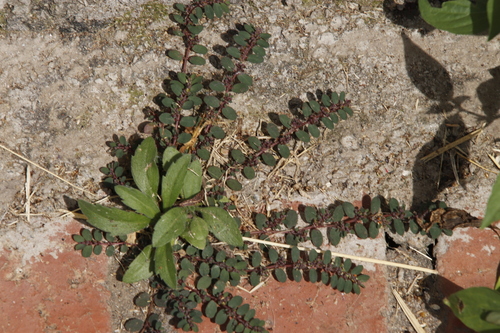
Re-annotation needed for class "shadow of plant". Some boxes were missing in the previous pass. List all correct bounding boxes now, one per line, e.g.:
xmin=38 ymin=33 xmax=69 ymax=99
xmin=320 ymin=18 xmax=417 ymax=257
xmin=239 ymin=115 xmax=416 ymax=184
xmin=401 ymin=30 xmax=472 ymax=210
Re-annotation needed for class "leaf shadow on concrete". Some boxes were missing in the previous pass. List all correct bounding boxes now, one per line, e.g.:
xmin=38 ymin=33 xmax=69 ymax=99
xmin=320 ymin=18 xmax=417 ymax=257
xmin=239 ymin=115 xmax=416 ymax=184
xmin=400 ymin=30 xmax=471 ymax=210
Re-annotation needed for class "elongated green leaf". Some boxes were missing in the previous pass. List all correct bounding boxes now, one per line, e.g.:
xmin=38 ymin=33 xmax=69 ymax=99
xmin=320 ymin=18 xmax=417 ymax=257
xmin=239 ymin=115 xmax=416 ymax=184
xmin=154 ymin=243 xmax=177 ymax=289
xmin=487 ymin=0 xmax=500 ymax=40
xmin=482 ymin=173 xmax=500 ymax=228
xmin=114 ymin=185 xmax=160 ymax=219
xmin=152 ymin=207 xmax=188 ymax=247
xmin=418 ymin=0 xmax=489 ymax=35
xmin=131 ymin=137 xmax=159 ymax=202
xmin=78 ymin=200 xmax=151 ymax=236
xmin=161 ymin=154 xmax=191 ymax=210
xmin=122 ymin=245 xmax=154 ymax=283
xmin=444 ymin=287 xmax=500 ymax=332
xmin=180 ymin=159 xmax=202 ymax=200
xmin=197 ymin=207 xmax=243 ymax=247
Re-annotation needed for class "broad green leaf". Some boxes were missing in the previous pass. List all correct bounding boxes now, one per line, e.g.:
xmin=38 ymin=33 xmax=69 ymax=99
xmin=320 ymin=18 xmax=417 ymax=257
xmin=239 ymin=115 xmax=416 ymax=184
xmin=261 ymin=153 xmax=276 ymax=166
xmin=277 ymin=144 xmax=290 ymax=158
xmin=204 ymin=4 xmax=214 ymax=19
xmin=122 ymin=245 xmax=154 ymax=283
xmin=285 ymin=210 xmax=298 ymax=228
xmin=232 ymin=83 xmax=248 ymax=93
xmin=309 ymin=100 xmax=320 ymax=112
xmin=418 ymin=0 xmax=489 ymax=35
xmin=329 ymin=228 xmax=341 ymax=246
xmin=252 ymin=45 xmax=266 ymax=56
xmin=332 ymin=205 xmax=344 ymax=222
xmin=82 ymin=245 xmax=92 ymax=257
xmin=205 ymin=300 xmax=218 ymax=318
xmin=279 ymin=114 xmax=291 ymax=128
xmin=131 ymin=137 xmax=159 ymax=202
xmin=209 ymin=80 xmax=226 ymax=92
xmin=444 ymin=287 xmax=500 ymax=332
xmin=78 ymin=200 xmax=151 ymax=236
xmin=342 ymin=202 xmax=355 ymax=218
xmin=210 ymin=126 xmax=225 ymax=139
xmin=124 ymin=318 xmax=144 ymax=332
xmin=369 ymin=221 xmax=380 ymax=238
xmin=182 ymin=217 xmax=208 ymax=249
xmin=308 ymin=124 xmax=320 ymax=138
xmin=207 ymin=166 xmax=223 ymax=179
xmin=304 ymin=206 xmax=317 ymax=223
xmin=226 ymin=178 xmax=242 ymax=191
xmin=291 ymin=246 xmax=300 ymax=262
xmin=393 ymin=218 xmax=405 ymax=236
xmin=161 ymin=154 xmax=191 ymax=210
xmin=204 ymin=95 xmax=220 ymax=108
xmin=180 ymin=159 xmax=202 ymax=200
xmin=189 ymin=56 xmax=206 ymax=65
xmin=187 ymin=25 xmax=203 ymax=35
xmin=177 ymin=72 xmax=187 ymax=84
xmin=177 ymin=133 xmax=191 ymax=144
xmin=487 ymin=0 xmax=500 ymax=40
xmin=247 ymin=136 xmax=261 ymax=150
xmin=266 ymin=123 xmax=280 ymax=138
xmin=215 ymin=309 xmax=228 ymax=325
xmin=197 ymin=207 xmax=243 ymax=247
xmin=114 ymin=185 xmax=160 ymax=219
xmin=197 ymin=275 xmax=212 ymax=289
xmin=167 ymin=49 xmax=182 ymax=60
xmin=222 ymin=106 xmax=237 ymax=120
xmin=481 ymin=173 xmax=500 ymax=228
xmin=162 ymin=146 xmax=182 ymax=170
xmin=220 ymin=56 xmax=235 ymax=71
xmin=154 ymin=243 xmax=177 ymax=289
xmin=310 ymin=229 xmax=323 ymax=247
xmin=321 ymin=117 xmax=334 ymax=129
xmin=243 ymin=166 xmax=255 ymax=179
xmin=152 ymin=207 xmax=188 ymax=247
xmin=275 ymin=268 xmax=287 ymax=282
xmin=192 ymin=44 xmax=208 ymax=54
xmin=226 ymin=46 xmax=241 ymax=58
xmin=371 ymin=196 xmax=381 ymax=214
xmin=213 ymin=2 xmax=223 ymax=17
xmin=233 ymin=35 xmax=248 ymax=46
xmin=247 ymin=54 xmax=264 ymax=63
xmin=237 ymin=73 xmax=253 ymax=86
xmin=296 ymin=130 xmax=310 ymax=142
xmin=180 ymin=116 xmax=196 ymax=127
xmin=355 ymin=223 xmax=368 ymax=239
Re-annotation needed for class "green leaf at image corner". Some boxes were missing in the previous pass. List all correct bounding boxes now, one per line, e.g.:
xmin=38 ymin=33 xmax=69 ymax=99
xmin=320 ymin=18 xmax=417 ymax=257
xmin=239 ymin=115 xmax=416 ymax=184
xmin=487 ymin=0 xmax=500 ymax=40
xmin=197 ymin=207 xmax=243 ymax=247
xmin=78 ymin=200 xmax=151 ymax=236
xmin=161 ymin=154 xmax=191 ymax=210
xmin=418 ymin=0 xmax=489 ymax=35
xmin=154 ymin=243 xmax=178 ymax=289
xmin=481 ymin=173 xmax=500 ymax=228
xmin=114 ymin=185 xmax=160 ymax=219
xmin=444 ymin=287 xmax=500 ymax=332
xmin=131 ymin=137 xmax=159 ymax=202
xmin=122 ymin=245 xmax=154 ymax=283
xmin=152 ymin=207 xmax=188 ymax=247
